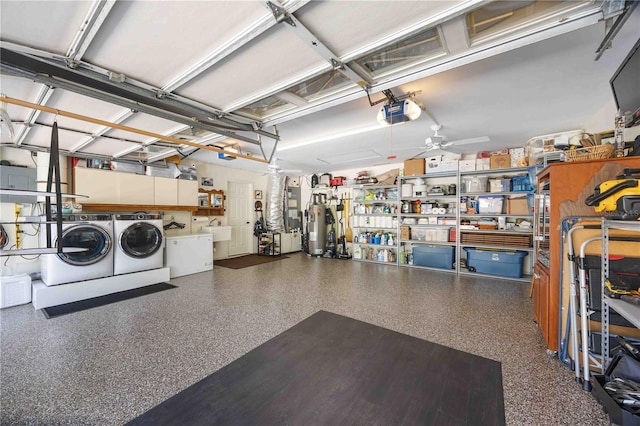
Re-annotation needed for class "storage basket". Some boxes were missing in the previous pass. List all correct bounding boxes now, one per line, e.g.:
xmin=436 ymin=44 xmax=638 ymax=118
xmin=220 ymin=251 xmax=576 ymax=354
xmin=565 ymin=144 xmax=614 ymax=162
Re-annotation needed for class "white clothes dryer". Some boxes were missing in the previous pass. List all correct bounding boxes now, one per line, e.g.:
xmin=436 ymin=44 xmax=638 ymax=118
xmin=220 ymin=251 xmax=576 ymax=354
xmin=40 ymin=214 xmax=114 ymax=286
xmin=113 ymin=213 xmax=164 ymax=275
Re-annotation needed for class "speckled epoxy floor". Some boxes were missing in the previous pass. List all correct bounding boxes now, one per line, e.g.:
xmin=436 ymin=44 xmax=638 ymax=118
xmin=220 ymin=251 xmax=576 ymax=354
xmin=1 ymin=253 xmax=609 ymax=425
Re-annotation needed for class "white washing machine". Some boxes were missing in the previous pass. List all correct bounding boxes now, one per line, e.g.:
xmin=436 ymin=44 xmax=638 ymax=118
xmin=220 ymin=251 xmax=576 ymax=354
xmin=113 ymin=213 xmax=164 ymax=275
xmin=40 ymin=214 xmax=114 ymax=286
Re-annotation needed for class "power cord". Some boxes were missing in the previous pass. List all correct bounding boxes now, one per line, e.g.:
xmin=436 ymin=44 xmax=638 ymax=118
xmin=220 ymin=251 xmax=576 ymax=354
xmin=0 ymin=224 xmax=8 ymax=249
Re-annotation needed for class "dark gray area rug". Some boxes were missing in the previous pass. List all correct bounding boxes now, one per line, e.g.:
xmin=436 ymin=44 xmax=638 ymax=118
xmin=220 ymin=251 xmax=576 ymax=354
xmin=42 ymin=283 xmax=177 ymax=318
xmin=214 ymin=254 xmax=288 ymax=269
xmin=127 ymin=310 xmax=505 ymax=425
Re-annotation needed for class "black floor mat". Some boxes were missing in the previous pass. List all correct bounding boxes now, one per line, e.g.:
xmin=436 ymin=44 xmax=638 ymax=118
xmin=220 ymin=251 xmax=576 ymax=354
xmin=42 ymin=283 xmax=177 ymax=319
xmin=127 ymin=310 xmax=505 ymax=425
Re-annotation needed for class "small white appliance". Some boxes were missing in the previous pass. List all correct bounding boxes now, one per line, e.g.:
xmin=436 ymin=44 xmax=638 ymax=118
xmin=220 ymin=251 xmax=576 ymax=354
xmin=113 ymin=213 xmax=164 ymax=275
xmin=40 ymin=214 xmax=114 ymax=286
xmin=164 ymin=234 xmax=213 ymax=278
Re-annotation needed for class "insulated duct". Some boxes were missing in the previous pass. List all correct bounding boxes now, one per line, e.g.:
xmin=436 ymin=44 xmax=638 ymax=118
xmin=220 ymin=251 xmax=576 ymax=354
xmin=266 ymin=169 xmax=285 ymax=232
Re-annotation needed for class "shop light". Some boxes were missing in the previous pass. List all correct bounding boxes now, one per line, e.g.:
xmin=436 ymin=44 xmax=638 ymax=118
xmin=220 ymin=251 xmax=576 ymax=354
xmin=278 ymin=123 xmax=385 ymax=152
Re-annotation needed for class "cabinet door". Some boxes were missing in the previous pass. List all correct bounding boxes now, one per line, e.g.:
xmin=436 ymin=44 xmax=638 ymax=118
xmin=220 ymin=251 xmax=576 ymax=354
xmin=154 ymin=177 xmax=178 ymax=205
xmin=533 ymin=263 xmax=550 ymax=345
xmin=74 ymin=168 xmax=116 ymax=203
xmin=118 ymin=173 xmax=154 ymax=204
xmin=177 ymin=180 xmax=198 ymax=206
xmin=280 ymin=233 xmax=292 ymax=253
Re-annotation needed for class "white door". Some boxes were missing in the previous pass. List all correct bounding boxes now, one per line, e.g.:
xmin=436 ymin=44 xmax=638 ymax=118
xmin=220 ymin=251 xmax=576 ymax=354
xmin=227 ymin=181 xmax=253 ymax=256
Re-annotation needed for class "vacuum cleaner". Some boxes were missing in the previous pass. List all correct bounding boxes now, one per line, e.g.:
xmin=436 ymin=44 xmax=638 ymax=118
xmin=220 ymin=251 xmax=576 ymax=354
xmin=586 ymin=168 xmax=640 ymax=220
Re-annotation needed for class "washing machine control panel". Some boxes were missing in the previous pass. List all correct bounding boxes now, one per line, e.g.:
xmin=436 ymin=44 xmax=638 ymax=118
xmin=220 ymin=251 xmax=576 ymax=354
xmin=57 ymin=214 xmax=112 ymax=222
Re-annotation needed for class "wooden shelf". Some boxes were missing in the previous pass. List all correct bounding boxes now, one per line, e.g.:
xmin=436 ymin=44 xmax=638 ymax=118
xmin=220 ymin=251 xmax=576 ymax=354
xmin=195 ymin=189 xmax=225 ymax=216
xmin=82 ymin=203 xmax=197 ymax=212
xmin=0 ymin=188 xmax=89 ymax=198
xmin=0 ymin=247 xmax=89 ymax=257
xmin=194 ymin=207 xmax=224 ymax=216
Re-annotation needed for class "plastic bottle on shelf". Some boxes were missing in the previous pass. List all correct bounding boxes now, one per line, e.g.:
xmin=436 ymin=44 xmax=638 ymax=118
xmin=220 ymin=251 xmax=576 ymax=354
xmin=614 ymin=109 xmax=625 ymax=157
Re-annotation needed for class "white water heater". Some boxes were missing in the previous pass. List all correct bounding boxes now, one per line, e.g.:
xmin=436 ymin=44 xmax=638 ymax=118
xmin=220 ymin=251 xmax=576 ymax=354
xmin=308 ymin=195 xmax=326 ymax=256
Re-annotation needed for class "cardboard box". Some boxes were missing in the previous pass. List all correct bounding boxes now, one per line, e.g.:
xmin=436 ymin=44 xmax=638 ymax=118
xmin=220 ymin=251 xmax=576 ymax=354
xmin=490 ymin=154 xmax=511 ymax=169
xmin=459 ymin=160 xmax=476 ymax=172
xmin=476 ymin=158 xmax=490 ymax=170
xmin=404 ymin=159 xmax=425 ymax=176
xmin=509 ymin=148 xmax=526 ymax=167
xmin=426 ymin=160 xmax=458 ymax=173
xmin=400 ymin=226 xmax=411 ymax=240
xmin=507 ymin=196 xmax=530 ymax=215
xmin=376 ymin=169 xmax=399 ymax=185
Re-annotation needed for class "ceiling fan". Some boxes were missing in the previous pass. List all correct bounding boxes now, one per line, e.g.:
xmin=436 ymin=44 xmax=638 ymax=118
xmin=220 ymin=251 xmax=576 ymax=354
xmin=412 ymin=125 xmax=490 ymax=157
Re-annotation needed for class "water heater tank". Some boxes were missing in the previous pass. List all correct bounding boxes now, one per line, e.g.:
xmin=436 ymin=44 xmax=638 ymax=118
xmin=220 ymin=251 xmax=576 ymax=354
xmin=308 ymin=202 xmax=326 ymax=256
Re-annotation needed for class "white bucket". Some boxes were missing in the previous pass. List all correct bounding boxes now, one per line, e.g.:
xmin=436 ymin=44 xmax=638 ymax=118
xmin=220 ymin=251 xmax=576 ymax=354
xmin=413 ymin=184 xmax=428 ymax=197
xmin=401 ymin=184 xmax=413 ymax=197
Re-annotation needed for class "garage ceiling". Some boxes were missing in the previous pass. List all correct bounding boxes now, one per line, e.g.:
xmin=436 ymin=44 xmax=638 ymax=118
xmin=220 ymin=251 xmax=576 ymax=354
xmin=1 ymin=1 xmax=638 ymax=174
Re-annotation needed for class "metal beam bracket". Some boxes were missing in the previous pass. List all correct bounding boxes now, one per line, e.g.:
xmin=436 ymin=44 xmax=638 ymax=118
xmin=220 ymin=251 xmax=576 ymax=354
xmin=267 ymin=1 xmax=296 ymax=27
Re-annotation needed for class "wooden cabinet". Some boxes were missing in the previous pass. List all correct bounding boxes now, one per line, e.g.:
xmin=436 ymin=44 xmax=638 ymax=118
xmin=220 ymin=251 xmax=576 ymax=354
xmin=194 ymin=189 xmax=224 ymax=216
xmin=154 ymin=177 xmax=178 ymax=205
xmin=74 ymin=167 xmax=197 ymax=211
xmin=533 ymin=157 xmax=640 ymax=352
xmin=178 ymin=180 xmax=198 ymax=206
xmin=74 ymin=168 xmax=114 ymax=204
xmin=119 ymin=173 xmax=154 ymax=204
xmin=533 ymin=262 xmax=550 ymax=348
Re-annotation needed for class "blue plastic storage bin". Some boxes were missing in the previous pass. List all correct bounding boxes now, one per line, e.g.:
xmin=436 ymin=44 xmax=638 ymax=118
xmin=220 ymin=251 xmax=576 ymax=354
xmin=511 ymin=174 xmax=533 ymax=192
xmin=463 ymin=248 xmax=528 ymax=278
xmin=413 ymin=245 xmax=455 ymax=269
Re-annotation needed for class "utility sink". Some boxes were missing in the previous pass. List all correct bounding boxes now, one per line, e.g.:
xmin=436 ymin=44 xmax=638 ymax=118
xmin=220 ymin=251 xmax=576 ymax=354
xmin=199 ymin=226 xmax=231 ymax=242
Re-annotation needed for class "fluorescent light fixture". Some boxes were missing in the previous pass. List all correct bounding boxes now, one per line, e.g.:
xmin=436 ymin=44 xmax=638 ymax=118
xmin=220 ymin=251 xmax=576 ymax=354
xmin=278 ymin=123 xmax=384 ymax=152
xmin=319 ymin=149 xmax=382 ymax=165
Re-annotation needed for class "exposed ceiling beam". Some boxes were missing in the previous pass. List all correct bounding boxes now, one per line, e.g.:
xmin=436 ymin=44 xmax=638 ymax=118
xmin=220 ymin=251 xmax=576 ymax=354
xmin=0 ymin=47 xmax=279 ymax=145
xmin=265 ymin=1 xmax=367 ymax=87
xmin=162 ymin=0 xmax=311 ymax=94
xmin=112 ymin=123 xmax=191 ymax=159
xmin=66 ymin=0 xmax=117 ymax=65
xmin=14 ymin=84 xmax=54 ymax=146
xmin=69 ymin=109 xmax=136 ymax=153
xmin=1 ymin=96 xmax=270 ymax=164
xmin=595 ymin=0 xmax=638 ymax=60
xmin=0 ymin=42 xmax=279 ymax=140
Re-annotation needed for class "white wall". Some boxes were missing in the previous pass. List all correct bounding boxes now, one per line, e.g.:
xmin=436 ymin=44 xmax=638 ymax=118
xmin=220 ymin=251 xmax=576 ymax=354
xmin=0 ymin=147 xmax=34 ymax=167
xmin=191 ymin=160 xmax=269 ymax=258
xmin=1 ymin=149 xmax=43 ymax=274
xmin=584 ymin=98 xmax=617 ymax=135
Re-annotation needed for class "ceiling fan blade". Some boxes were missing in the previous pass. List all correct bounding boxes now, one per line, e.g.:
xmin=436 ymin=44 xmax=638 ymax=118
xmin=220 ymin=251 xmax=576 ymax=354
xmin=433 ymin=136 xmax=491 ymax=154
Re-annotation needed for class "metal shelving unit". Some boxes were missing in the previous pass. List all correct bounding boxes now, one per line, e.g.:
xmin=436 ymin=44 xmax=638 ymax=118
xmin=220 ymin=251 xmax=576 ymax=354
xmin=601 ymin=219 xmax=640 ymax=372
xmin=458 ymin=166 xmax=534 ymax=282
xmin=257 ymin=232 xmax=281 ymax=256
xmin=0 ymin=123 xmax=89 ymax=257
xmin=398 ymin=172 xmax=457 ymax=272
xmin=343 ymin=166 xmax=537 ymax=281
xmin=351 ymin=185 xmax=398 ymax=265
